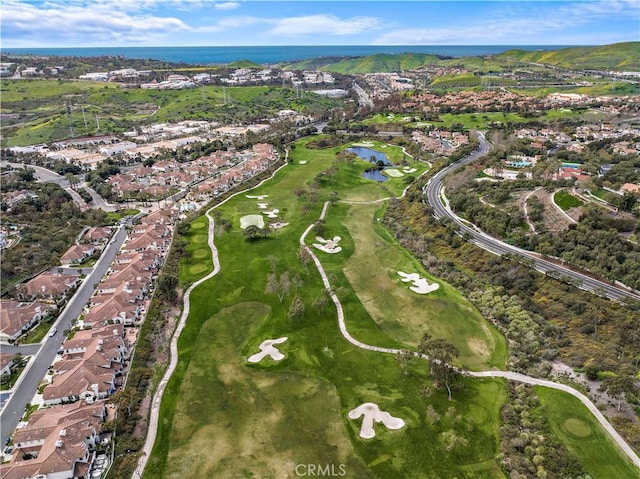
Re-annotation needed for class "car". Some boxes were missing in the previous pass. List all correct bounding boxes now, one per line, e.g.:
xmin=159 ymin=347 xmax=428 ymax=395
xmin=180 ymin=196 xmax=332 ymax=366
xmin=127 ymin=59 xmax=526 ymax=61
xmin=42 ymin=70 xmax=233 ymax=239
xmin=48 ymin=327 xmax=57 ymax=337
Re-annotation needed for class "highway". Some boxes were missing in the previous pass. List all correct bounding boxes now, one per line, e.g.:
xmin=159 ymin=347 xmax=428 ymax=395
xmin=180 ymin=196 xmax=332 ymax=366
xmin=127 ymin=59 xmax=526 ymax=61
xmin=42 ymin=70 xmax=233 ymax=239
xmin=422 ymin=132 xmax=640 ymax=303
xmin=0 ymin=225 xmax=128 ymax=437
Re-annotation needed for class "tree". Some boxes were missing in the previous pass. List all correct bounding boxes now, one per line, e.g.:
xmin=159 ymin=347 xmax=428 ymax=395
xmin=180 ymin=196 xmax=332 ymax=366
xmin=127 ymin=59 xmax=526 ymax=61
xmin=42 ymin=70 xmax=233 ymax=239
xmin=312 ymin=220 xmax=325 ymax=237
xmin=267 ymin=254 xmax=279 ymax=274
xmin=157 ymin=274 xmax=178 ymax=303
xmin=176 ymin=221 xmax=191 ymax=236
xmin=65 ymin=173 xmax=79 ymax=190
xmin=265 ymin=271 xmax=291 ymax=303
xmin=599 ymin=371 xmax=638 ymax=411
xmin=243 ymin=224 xmax=261 ymax=240
xmin=396 ymin=349 xmax=412 ymax=375
xmin=418 ymin=333 xmax=460 ymax=401
xmin=287 ymin=295 xmax=305 ymax=322
xmin=312 ymin=295 xmax=329 ymax=314
xmin=298 ymin=246 xmax=312 ymax=275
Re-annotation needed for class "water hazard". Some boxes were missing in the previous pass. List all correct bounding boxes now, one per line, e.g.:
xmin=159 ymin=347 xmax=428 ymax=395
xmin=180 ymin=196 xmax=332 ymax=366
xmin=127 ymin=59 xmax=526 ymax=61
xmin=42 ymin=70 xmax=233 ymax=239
xmin=346 ymin=146 xmax=394 ymax=182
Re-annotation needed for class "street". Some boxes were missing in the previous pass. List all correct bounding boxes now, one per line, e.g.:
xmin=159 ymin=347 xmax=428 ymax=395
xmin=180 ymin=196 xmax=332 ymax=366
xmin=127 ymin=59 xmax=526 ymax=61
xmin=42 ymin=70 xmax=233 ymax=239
xmin=422 ymin=133 xmax=640 ymax=302
xmin=0 ymin=225 xmax=128 ymax=437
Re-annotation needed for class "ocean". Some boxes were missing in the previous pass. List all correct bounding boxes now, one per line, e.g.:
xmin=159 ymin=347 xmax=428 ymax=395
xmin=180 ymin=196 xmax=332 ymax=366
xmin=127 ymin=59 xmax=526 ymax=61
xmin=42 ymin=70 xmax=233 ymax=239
xmin=2 ymin=45 xmax=574 ymax=65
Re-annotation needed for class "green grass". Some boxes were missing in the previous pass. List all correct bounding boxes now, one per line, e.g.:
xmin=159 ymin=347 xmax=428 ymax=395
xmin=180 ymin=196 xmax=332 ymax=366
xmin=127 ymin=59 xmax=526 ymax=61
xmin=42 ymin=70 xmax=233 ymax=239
xmin=105 ymin=209 xmax=140 ymax=222
xmin=340 ymin=202 xmax=507 ymax=370
xmin=2 ymin=81 xmax=344 ymax=146
xmin=18 ymin=318 xmax=56 ymax=344
xmin=430 ymin=73 xmax=481 ymax=88
xmin=145 ymin=135 xmax=509 ymax=478
xmin=536 ymin=387 xmax=640 ymax=479
xmin=554 ymin=190 xmax=584 ymax=210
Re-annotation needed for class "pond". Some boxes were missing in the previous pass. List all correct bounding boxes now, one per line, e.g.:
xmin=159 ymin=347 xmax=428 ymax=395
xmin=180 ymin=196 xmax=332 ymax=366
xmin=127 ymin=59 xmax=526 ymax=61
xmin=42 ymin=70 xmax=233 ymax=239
xmin=346 ymin=146 xmax=393 ymax=182
xmin=347 ymin=146 xmax=393 ymax=166
xmin=362 ymin=168 xmax=388 ymax=182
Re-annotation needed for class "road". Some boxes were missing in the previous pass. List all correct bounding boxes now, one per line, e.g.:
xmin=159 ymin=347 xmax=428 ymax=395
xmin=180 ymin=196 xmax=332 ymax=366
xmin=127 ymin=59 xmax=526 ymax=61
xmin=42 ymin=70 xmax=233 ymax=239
xmin=2 ymin=162 xmax=88 ymax=211
xmin=81 ymin=183 xmax=117 ymax=211
xmin=422 ymin=133 xmax=640 ymax=302
xmin=352 ymin=81 xmax=374 ymax=110
xmin=0 ymin=225 xmax=128 ymax=437
xmin=301 ymin=202 xmax=639 ymax=469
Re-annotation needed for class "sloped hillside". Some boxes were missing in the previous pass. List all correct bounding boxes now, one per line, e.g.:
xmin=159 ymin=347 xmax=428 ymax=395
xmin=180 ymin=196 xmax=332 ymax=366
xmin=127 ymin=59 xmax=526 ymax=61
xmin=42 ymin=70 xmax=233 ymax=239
xmin=496 ymin=42 xmax=640 ymax=71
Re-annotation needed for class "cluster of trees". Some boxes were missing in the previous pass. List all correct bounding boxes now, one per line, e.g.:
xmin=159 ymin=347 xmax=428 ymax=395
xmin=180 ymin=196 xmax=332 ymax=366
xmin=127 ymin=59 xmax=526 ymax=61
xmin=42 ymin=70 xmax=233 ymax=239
xmin=382 ymin=183 xmax=640 ymax=447
xmin=499 ymin=384 xmax=586 ymax=479
xmin=533 ymin=206 xmax=640 ymax=289
xmin=1 ymin=181 xmax=109 ymax=286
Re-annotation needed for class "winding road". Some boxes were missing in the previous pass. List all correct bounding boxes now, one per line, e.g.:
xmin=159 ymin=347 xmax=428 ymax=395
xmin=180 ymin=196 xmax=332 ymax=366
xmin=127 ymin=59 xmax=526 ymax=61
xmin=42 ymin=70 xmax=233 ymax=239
xmin=301 ymin=201 xmax=639 ymax=469
xmin=422 ymin=133 xmax=640 ymax=302
xmin=134 ymin=146 xmax=640 ymax=478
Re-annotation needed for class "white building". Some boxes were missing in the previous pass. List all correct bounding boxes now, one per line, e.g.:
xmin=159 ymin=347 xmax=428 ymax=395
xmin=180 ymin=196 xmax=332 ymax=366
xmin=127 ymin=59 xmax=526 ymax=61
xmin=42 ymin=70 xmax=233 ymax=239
xmin=99 ymin=141 xmax=138 ymax=156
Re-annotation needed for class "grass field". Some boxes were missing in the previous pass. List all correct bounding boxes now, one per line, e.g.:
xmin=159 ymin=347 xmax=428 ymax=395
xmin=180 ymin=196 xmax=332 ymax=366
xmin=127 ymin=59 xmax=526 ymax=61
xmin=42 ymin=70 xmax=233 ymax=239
xmin=362 ymin=109 xmax=595 ymax=131
xmin=554 ymin=190 xmax=584 ymax=210
xmin=144 ymin=136 xmax=510 ymax=478
xmin=1 ymin=80 xmax=343 ymax=146
xmin=144 ymin=134 xmax=634 ymax=478
xmin=536 ymin=387 xmax=640 ymax=479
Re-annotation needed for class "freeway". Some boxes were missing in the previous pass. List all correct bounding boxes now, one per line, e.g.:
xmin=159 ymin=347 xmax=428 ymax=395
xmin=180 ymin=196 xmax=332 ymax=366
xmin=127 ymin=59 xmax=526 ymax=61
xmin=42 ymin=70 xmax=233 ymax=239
xmin=0 ymin=224 xmax=128 ymax=437
xmin=422 ymin=132 xmax=640 ymax=302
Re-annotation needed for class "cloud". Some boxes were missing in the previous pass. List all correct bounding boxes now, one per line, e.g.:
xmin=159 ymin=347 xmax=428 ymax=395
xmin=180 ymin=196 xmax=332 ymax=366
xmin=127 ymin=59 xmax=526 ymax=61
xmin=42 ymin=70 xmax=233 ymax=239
xmin=1 ymin=0 xmax=196 ymax=47
xmin=215 ymin=2 xmax=240 ymax=11
xmin=374 ymin=0 xmax=639 ymax=45
xmin=267 ymin=14 xmax=381 ymax=36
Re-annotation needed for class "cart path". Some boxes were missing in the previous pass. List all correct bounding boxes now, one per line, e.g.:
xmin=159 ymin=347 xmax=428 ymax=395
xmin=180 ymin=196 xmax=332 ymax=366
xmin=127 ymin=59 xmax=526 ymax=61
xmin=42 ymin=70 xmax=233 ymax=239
xmin=301 ymin=200 xmax=640 ymax=470
xmin=135 ymin=155 xmax=289 ymax=477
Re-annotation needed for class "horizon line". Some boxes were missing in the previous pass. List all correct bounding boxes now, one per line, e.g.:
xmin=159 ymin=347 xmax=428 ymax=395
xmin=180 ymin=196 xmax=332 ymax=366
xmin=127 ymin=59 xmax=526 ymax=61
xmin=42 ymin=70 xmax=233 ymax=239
xmin=6 ymin=42 xmax=636 ymax=49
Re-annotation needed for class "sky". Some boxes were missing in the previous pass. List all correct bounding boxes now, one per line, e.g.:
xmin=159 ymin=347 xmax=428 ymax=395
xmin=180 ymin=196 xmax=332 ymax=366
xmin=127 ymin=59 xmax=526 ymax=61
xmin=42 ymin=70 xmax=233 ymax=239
xmin=1 ymin=0 xmax=639 ymax=48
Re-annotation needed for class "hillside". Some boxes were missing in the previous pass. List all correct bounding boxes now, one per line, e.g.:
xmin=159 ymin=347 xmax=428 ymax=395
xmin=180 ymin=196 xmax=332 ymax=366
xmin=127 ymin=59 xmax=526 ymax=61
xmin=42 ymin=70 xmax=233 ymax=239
xmin=495 ymin=42 xmax=640 ymax=71
xmin=227 ymin=59 xmax=263 ymax=69
xmin=284 ymin=53 xmax=444 ymax=74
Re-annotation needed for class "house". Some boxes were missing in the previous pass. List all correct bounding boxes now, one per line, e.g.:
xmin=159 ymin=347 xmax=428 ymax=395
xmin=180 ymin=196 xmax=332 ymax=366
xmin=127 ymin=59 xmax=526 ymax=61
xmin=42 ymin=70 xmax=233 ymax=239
xmin=60 ymin=244 xmax=96 ymax=265
xmin=0 ymin=352 xmax=15 ymax=377
xmin=82 ymin=296 xmax=142 ymax=327
xmin=621 ymin=183 xmax=640 ymax=194
xmin=2 ymin=401 xmax=105 ymax=479
xmin=82 ymin=226 xmax=112 ymax=247
xmin=43 ymin=357 xmax=121 ymax=406
xmin=0 ymin=301 xmax=56 ymax=342
xmin=20 ymin=272 xmax=80 ymax=301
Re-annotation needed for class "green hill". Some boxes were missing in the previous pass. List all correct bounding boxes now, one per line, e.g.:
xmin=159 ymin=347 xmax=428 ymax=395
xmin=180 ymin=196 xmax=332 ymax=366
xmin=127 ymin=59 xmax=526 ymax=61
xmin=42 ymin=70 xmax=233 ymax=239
xmin=495 ymin=42 xmax=640 ymax=71
xmin=227 ymin=59 xmax=263 ymax=69
xmin=285 ymin=53 xmax=443 ymax=74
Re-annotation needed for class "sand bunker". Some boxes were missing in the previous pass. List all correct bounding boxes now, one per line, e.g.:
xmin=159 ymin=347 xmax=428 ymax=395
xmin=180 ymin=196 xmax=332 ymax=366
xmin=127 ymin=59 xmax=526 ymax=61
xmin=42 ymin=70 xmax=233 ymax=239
xmin=257 ymin=202 xmax=269 ymax=209
xmin=299 ymin=160 xmax=307 ymax=164
xmin=262 ymin=209 xmax=280 ymax=218
xmin=348 ymin=403 xmax=405 ymax=439
xmin=402 ymin=167 xmax=417 ymax=174
xmin=247 ymin=337 xmax=288 ymax=363
xmin=313 ymin=236 xmax=342 ymax=254
xmin=351 ymin=142 xmax=374 ymax=147
xmin=384 ymin=169 xmax=404 ymax=178
xmin=397 ymin=271 xmax=439 ymax=294
xmin=240 ymin=214 xmax=265 ymax=229
xmin=246 ymin=195 xmax=269 ymax=200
